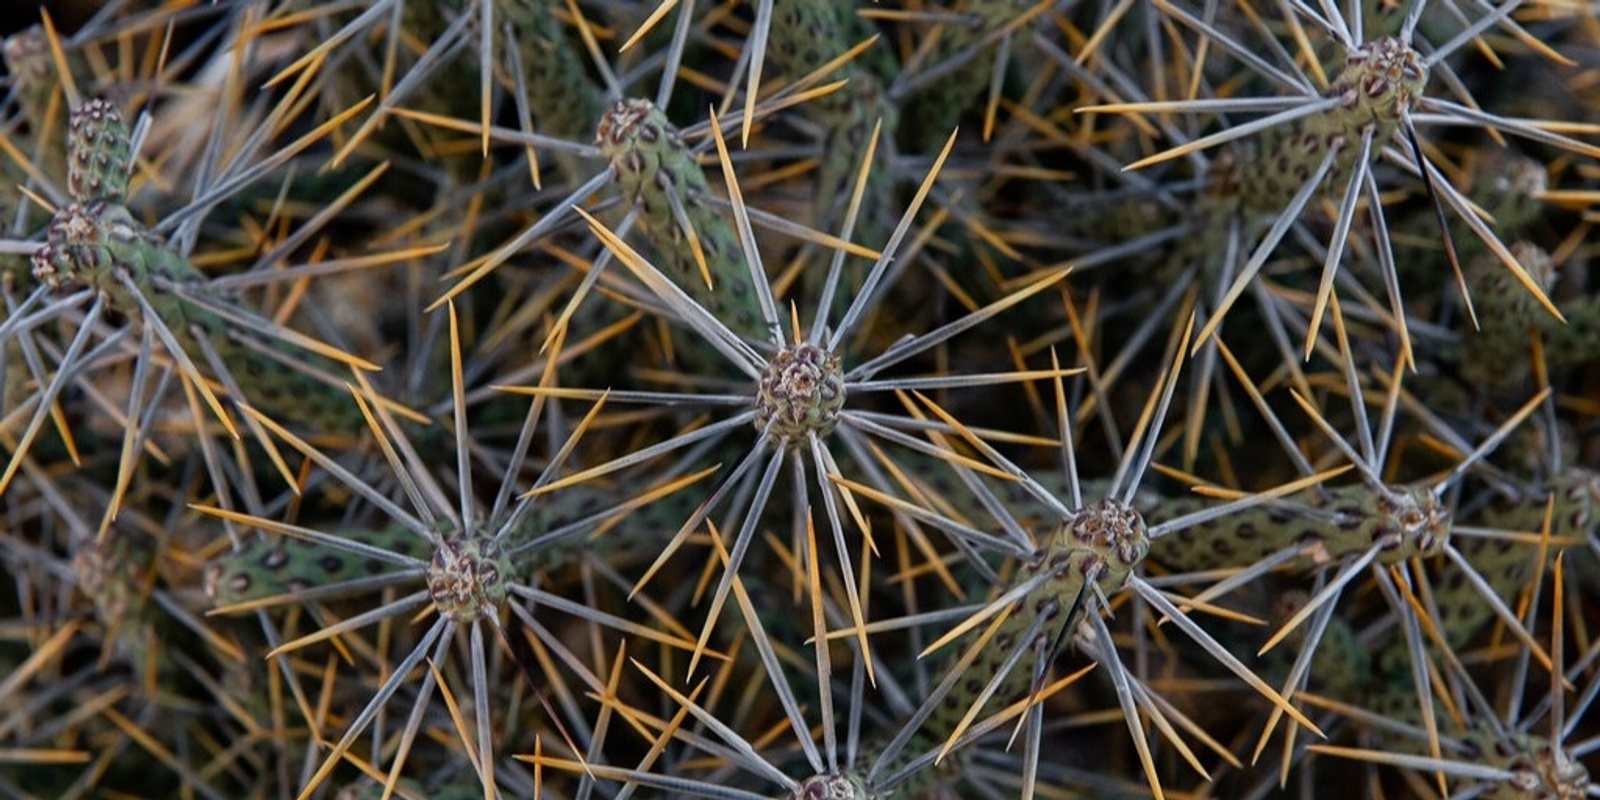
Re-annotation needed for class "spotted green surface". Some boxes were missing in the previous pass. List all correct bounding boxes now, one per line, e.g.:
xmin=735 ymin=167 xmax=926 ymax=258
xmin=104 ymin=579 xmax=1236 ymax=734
xmin=596 ymin=97 xmax=766 ymax=344
xmin=500 ymin=0 xmax=604 ymax=144
xmin=1147 ymin=482 xmax=1449 ymax=574
xmin=873 ymin=498 xmax=1150 ymax=799
xmin=205 ymin=480 xmax=698 ymax=610
xmin=31 ymin=198 xmax=364 ymax=433
xmin=767 ymin=0 xmax=898 ymax=233
xmin=901 ymin=0 xmax=1041 ymax=153
xmin=1236 ymin=36 xmax=1426 ymax=217
xmin=205 ymin=524 xmax=423 ymax=608
xmin=66 ymin=99 xmax=131 ymax=205
xmin=24 ymin=101 xmax=375 ymax=437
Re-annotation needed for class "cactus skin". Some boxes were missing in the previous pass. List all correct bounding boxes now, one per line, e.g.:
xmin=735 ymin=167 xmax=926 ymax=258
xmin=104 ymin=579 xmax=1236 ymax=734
xmin=1335 ymin=667 xmax=1592 ymax=799
xmin=870 ymin=498 xmax=1150 ymax=799
xmin=766 ymin=0 xmax=898 ymax=243
xmin=1236 ymin=36 xmax=1427 ymax=218
xmin=900 ymin=0 xmax=1040 ymax=153
xmin=71 ymin=532 xmax=157 ymax=666
xmin=66 ymin=99 xmax=132 ymax=205
xmin=205 ymin=525 xmax=422 ymax=607
xmin=3 ymin=27 xmax=74 ymax=284
xmin=33 ymin=200 xmax=204 ymax=313
xmin=596 ymin=98 xmax=767 ymax=344
xmin=24 ymin=101 xmax=369 ymax=435
xmin=2 ymin=25 xmax=74 ymax=189
xmin=1148 ymin=471 xmax=1588 ymax=660
xmin=1465 ymin=727 xmax=1592 ymax=800
xmin=1148 ymin=482 xmax=1449 ymax=573
xmin=1155 ymin=35 xmax=1429 ymax=298
xmin=1454 ymin=469 xmax=1600 ymax=639
xmin=766 ymin=0 xmax=894 ymax=89
xmin=1264 ymin=588 xmax=1371 ymax=700
xmin=763 ymin=0 xmax=899 ymax=327
xmin=3 ymin=6 xmax=1598 ymax=800
xmin=500 ymin=0 xmax=604 ymax=144
xmin=3 ymin=26 xmax=59 ymax=130
xmin=1542 ymin=296 xmax=1600 ymax=370
xmin=1462 ymin=238 xmax=1600 ymax=380
xmin=205 ymin=481 xmax=693 ymax=609
xmin=30 ymin=199 xmax=363 ymax=433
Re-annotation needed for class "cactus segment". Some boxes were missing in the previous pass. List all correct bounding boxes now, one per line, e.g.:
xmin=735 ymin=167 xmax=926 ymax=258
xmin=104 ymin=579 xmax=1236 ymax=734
xmin=597 ymin=97 xmax=766 ymax=343
xmin=66 ymin=99 xmax=131 ymax=205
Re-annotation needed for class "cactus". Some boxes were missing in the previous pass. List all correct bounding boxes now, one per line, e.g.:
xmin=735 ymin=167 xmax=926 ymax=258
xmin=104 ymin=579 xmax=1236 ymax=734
xmin=18 ymin=147 xmax=371 ymax=478
xmin=596 ymin=96 xmax=768 ymax=345
xmin=3 ymin=3 xmax=1599 ymax=800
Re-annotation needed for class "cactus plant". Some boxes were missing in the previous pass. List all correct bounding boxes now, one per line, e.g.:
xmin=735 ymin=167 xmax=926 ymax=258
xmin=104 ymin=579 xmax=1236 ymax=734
xmin=3 ymin=3 xmax=1598 ymax=800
